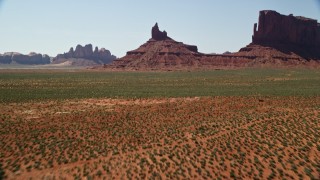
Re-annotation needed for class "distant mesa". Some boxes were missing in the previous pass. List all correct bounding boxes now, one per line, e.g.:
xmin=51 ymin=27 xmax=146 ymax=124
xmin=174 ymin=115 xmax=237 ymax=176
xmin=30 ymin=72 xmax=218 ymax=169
xmin=106 ymin=11 xmax=320 ymax=70
xmin=52 ymin=44 xmax=116 ymax=66
xmin=0 ymin=52 xmax=50 ymax=65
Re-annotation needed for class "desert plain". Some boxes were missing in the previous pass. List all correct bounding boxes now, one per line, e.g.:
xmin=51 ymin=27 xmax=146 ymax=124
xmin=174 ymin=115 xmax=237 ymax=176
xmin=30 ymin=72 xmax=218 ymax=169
xmin=0 ymin=69 xmax=319 ymax=179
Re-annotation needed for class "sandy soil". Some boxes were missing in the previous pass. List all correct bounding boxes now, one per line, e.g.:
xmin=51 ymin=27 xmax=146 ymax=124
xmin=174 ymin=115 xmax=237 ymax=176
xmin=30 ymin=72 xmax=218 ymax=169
xmin=0 ymin=97 xmax=319 ymax=179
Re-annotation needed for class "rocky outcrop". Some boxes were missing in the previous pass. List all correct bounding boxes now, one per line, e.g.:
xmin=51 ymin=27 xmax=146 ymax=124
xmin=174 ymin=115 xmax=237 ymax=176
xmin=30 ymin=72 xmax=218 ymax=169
xmin=94 ymin=48 xmax=114 ymax=63
xmin=53 ymin=44 xmax=116 ymax=65
xmin=109 ymin=23 xmax=203 ymax=69
xmin=109 ymin=24 xmax=265 ymax=70
xmin=73 ymin=44 xmax=93 ymax=59
xmin=106 ymin=16 xmax=320 ymax=70
xmin=249 ymin=10 xmax=320 ymax=59
xmin=152 ymin=23 xmax=170 ymax=41
xmin=253 ymin=10 xmax=320 ymax=47
xmin=0 ymin=52 xmax=50 ymax=65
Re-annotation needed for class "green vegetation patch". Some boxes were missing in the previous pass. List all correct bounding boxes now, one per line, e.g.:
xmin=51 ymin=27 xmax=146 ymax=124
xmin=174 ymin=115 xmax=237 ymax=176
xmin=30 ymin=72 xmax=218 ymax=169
xmin=0 ymin=68 xmax=319 ymax=102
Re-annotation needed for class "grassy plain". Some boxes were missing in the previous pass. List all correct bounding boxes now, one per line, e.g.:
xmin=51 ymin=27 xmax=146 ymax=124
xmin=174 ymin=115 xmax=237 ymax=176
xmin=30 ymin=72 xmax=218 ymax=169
xmin=0 ymin=69 xmax=319 ymax=179
xmin=0 ymin=69 xmax=320 ymax=103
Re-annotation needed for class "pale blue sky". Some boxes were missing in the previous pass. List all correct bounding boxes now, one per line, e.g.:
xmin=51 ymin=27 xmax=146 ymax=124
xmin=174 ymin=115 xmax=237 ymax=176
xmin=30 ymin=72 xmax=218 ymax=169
xmin=0 ymin=0 xmax=319 ymax=57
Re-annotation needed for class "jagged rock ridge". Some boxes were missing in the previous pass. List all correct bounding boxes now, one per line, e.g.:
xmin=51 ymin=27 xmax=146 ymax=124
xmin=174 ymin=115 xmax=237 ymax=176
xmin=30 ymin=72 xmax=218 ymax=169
xmin=52 ymin=44 xmax=116 ymax=66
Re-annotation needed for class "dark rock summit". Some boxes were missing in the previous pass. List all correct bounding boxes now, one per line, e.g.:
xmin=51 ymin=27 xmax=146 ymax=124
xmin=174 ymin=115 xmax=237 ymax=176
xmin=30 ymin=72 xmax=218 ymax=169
xmin=53 ymin=44 xmax=116 ymax=65
xmin=151 ymin=23 xmax=170 ymax=41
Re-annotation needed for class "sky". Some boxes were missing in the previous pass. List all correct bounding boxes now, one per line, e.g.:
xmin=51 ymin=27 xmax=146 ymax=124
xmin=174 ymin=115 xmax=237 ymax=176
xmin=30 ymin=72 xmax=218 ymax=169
xmin=0 ymin=0 xmax=319 ymax=57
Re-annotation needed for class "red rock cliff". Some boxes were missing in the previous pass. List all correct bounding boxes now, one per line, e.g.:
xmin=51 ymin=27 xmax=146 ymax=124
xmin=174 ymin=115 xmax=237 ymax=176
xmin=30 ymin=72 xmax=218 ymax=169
xmin=252 ymin=10 xmax=320 ymax=47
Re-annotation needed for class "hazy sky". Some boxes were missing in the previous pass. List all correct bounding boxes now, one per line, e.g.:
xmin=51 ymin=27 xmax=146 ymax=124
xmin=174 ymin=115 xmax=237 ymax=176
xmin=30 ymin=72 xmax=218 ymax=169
xmin=0 ymin=0 xmax=319 ymax=57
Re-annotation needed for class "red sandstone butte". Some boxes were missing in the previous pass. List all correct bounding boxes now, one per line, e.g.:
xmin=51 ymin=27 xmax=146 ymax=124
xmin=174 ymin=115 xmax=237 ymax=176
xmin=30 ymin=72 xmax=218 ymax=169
xmin=109 ymin=23 xmax=203 ymax=70
xmin=253 ymin=10 xmax=320 ymax=48
xmin=238 ymin=10 xmax=320 ymax=60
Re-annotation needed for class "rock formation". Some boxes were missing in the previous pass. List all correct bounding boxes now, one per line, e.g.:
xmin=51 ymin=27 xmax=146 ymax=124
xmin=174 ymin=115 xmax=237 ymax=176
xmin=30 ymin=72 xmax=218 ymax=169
xmin=0 ymin=52 xmax=50 ymax=65
xmin=73 ymin=44 xmax=93 ymax=59
xmin=152 ymin=23 xmax=170 ymax=41
xmin=109 ymin=23 xmax=203 ymax=69
xmin=240 ymin=10 xmax=320 ymax=60
xmin=252 ymin=10 xmax=320 ymax=47
xmin=106 ymin=17 xmax=320 ymax=70
xmin=53 ymin=44 xmax=116 ymax=65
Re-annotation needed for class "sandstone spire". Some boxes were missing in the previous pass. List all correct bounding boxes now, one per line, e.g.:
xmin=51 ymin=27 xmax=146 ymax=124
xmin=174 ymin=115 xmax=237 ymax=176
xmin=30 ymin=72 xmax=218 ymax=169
xmin=151 ymin=23 xmax=169 ymax=41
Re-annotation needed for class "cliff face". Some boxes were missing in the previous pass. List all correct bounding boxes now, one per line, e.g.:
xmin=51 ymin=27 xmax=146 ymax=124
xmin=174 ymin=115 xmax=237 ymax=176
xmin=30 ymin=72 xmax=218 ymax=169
xmin=236 ymin=10 xmax=320 ymax=60
xmin=253 ymin=10 xmax=320 ymax=47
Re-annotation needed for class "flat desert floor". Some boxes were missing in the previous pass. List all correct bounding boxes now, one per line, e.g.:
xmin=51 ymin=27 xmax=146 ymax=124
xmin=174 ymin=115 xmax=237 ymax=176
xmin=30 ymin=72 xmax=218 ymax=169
xmin=1 ymin=96 xmax=319 ymax=179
